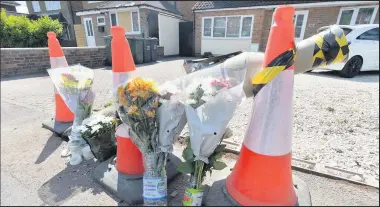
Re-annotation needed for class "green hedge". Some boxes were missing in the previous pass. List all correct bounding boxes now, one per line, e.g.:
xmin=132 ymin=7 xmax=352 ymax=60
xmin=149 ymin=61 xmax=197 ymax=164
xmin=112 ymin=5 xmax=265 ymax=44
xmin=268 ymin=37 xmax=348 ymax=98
xmin=0 ymin=8 xmax=63 ymax=48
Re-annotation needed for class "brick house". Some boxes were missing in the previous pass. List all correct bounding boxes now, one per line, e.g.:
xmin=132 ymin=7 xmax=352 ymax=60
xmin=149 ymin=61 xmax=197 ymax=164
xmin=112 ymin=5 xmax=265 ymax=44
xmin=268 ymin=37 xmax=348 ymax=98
xmin=193 ymin=1 xmax=379 ymax=56
xmin=26 ymin=1 xmax=83 ymax=46
xmin=74 ymin=1 xmax=196 ymax=56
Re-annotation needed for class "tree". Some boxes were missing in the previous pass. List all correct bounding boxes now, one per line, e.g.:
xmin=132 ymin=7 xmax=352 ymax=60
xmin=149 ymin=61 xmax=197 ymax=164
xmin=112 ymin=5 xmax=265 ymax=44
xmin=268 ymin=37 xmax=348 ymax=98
xmin=0 ymin=8 xmax=63 ymax=48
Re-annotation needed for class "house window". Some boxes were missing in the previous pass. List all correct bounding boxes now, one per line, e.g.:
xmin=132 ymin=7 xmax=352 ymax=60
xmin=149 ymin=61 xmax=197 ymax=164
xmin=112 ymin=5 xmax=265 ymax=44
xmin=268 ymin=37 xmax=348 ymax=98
xmin=357 ymin=28 xmax=379 ymax=41
xmin=213 ymin=17 xmax=226 ymax=37
xmin=203 ymin=18 xmax=212 ymax=37
xmin=226 ymin=16 xmax=241 ymax=37
xmin=110 ymin=12 xmax=118 ymax=26
xmin=272 ymin=10 xmax=308 ymax=40
xmin=132 ymin=11 xmax=140 ymax=32
xmin=339 ymin=9 xmax=354 ymax=25
xmin=337 ymin=6 xmax=378 ymax=25
xmin=241 ymin=16 xmax=253 ymax=37
xmin=203 ymin=15 xmax=254 ymax=39
xmin=355 ymin=7 xmax=375 ymax=24
xmin=97 ymin=16 xmax=105 ymax=26
xmin=32 ymin=1 xmax=40 ymax=12
xmin=45 ymin=1 xmax=61 ymax=11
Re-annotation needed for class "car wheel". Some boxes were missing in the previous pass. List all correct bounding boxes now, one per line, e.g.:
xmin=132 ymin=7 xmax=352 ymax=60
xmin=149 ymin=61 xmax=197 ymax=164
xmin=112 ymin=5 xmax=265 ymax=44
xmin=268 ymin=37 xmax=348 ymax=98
xmin=339 ymin=56 xmax=363 ymax=78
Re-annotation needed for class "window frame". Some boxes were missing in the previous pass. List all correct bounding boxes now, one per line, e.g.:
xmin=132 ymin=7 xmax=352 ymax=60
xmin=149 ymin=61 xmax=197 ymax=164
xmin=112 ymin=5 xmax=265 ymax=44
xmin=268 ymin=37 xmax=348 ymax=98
xmin=337 ymin=5 xmax=379 ymax=25
xmin=202 ymin=15 xmax=254 ymax=39
xmin=293 ymin=10 xmax=309 ymax=41
xmin=97 ymin=16 xmax=105 ymax=26
xmin=44 ymin=1 xmax=61 ymax=11
xmin=129 ymin=10 xmax=141 ymax=34
xmin=109 ymin=12 xmax=119 ymax=27
xmin=32 ymin=1 xmax=40 ymax=12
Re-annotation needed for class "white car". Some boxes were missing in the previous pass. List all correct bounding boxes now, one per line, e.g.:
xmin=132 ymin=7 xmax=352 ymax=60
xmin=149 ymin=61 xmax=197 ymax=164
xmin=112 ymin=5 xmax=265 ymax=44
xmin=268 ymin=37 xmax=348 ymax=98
xmin=316 ymin=24 xmax=379 ymax=78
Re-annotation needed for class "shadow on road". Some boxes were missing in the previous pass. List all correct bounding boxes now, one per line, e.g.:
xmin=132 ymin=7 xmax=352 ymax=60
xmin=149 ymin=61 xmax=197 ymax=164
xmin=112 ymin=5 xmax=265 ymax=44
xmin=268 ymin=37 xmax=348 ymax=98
xmin=1 ymin=72 xmax=49 ymax=82
xmin=37 ymin=160 xmax=119 ymax=205
xmin=99 ymin=56 xmax=195 ymax=70
xmin=305 ymin=70 xmax=379 ymax=83
xmin=35 ymin=134 xmax=64 ymax=164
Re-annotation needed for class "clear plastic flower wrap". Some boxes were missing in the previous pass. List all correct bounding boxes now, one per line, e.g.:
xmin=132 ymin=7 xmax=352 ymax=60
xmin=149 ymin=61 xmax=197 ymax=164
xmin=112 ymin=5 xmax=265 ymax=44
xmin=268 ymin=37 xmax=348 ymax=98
xmin=47 ymin=64 xmax=95 ymax=165
xmin=178 ymin=55 xmax=248 ymax=206
xmin=115 ymin=72 xmax=187 ymax=206
xmin=180 ymin=57 xmax=247 ymax=163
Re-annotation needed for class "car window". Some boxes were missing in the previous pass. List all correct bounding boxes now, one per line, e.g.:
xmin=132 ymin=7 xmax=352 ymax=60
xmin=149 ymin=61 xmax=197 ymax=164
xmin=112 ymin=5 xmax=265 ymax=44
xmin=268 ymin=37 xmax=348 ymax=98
xmin=357 ymin=28 xmax=379 ymax=41
xmin=342 ymin=28 xmax=352 ymax=35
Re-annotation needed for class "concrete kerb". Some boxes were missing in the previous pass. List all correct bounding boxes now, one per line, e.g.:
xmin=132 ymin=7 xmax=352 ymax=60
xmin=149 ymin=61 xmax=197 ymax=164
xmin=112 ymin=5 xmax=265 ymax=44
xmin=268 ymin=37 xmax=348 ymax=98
xmin=92 ymin=154 xmax=182 ymax=205
xmin=204 ymin=175 xmax=312 ymax=206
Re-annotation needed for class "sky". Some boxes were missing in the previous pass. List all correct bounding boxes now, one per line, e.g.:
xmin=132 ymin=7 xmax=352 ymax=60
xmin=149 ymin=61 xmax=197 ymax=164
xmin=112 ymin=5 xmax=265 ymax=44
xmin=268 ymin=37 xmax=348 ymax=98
xmin=15 ymin=1 xmax=29 ymax=14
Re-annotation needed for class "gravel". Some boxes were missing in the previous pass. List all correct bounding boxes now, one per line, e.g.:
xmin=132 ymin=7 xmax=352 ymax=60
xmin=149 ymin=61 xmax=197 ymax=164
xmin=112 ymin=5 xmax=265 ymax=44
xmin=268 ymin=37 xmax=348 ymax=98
xmin=180 ymin=70 xmax=379 ymax=181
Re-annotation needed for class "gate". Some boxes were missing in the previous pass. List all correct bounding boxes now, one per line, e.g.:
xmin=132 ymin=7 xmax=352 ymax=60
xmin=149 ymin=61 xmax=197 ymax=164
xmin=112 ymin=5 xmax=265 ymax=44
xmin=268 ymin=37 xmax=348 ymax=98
xmin=179 ymin=22 xmax=194 ymax=57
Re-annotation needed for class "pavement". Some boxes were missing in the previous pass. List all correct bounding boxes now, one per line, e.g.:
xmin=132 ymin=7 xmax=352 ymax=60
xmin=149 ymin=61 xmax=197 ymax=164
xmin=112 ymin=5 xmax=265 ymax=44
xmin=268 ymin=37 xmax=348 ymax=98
xmin=1 ymin=57 xmax=379 ymax=206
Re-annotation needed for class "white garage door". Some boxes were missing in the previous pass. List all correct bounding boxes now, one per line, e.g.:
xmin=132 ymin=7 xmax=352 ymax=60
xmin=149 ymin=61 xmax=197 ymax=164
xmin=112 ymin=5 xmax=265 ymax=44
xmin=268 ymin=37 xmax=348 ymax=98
xmin=158 ymin=14 xmax=182 ymax=56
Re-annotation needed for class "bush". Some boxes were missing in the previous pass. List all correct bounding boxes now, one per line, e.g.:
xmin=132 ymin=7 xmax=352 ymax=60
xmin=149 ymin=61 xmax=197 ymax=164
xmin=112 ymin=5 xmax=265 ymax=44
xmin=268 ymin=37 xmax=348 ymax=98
xmin=0 ymin=8 xmax=63 ymax=48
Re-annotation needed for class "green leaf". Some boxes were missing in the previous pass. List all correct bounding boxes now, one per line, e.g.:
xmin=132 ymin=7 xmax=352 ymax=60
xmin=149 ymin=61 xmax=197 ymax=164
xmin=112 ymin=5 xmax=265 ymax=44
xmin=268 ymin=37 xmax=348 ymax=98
xmin=176 ymin=161 xmax=194 ymax=174
xmin=214 ymin=151 xmax=224 ymax=160
xmin=212 ymin=161 xmax=227 ymax=170
xmin=182 ymin=147 xmax=194 ymax=161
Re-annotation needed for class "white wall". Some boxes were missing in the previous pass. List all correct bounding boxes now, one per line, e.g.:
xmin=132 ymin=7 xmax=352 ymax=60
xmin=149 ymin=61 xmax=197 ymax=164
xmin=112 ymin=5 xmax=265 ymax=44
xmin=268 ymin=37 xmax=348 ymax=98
xmin=201 ymin=39 xmax=259 ymax=55
xmin=158 ymin=14 xmax=182 ymax=56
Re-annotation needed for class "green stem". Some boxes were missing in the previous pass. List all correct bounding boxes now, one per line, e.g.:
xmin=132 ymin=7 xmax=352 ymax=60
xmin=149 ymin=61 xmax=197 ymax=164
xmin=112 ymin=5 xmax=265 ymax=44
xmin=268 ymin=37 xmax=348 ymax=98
xmin=196 ymin=160 xmax=204 ymax=189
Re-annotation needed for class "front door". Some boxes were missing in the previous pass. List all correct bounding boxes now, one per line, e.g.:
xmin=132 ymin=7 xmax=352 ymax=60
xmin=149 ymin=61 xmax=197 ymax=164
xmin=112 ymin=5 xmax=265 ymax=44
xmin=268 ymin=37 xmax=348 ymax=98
xmin=293 ymin=10 xmax=309 ymax=43
xmin=179 ymin=22 xmax=194 ymax=57
xmin=83 ymin=17 xmax=96 ymax=47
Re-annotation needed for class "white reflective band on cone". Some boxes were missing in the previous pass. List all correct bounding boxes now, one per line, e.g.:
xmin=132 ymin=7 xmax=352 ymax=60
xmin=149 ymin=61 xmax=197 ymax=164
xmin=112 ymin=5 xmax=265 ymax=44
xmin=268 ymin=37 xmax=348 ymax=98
xmin=112 ymin=72 xmax=130 ymax=94
xmin=244 ymin=69 xmax=294 ymax=156
xmin=50 ymin=57 xmax=68 ymax=68
xmin=116 ymin=124 xmax=130 ymax=138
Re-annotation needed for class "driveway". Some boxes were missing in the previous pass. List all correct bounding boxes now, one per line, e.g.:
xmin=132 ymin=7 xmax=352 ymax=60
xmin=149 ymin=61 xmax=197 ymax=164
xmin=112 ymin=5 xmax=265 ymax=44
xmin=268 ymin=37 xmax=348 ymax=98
xmin=1 ymin=58 xmax=379 ymax=205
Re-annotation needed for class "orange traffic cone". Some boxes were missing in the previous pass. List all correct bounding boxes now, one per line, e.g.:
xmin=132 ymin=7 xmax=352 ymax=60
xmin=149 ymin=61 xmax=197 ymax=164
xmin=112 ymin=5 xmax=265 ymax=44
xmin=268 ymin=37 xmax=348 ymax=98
xmin=42 ymin=32 xmax=74 ymax=135
xmin=110 ymin=26 xmax=143 ymax=175
xmin=225 ymin=6 xmax=296 ymax=206
xmin=115 ymin=125 xmax=145 ymax=175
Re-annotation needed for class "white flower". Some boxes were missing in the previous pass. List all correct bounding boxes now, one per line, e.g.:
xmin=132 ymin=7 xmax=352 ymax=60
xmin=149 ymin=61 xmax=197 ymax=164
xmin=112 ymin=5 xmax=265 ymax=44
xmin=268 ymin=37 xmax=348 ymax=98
xmin=185 ymin=81 xmax=201 ymax=95
xmin=91 ymin=124 xmax=102 ymax=134
xmin=159 ymin=82 xmax=179 ymax=95
xmin=77 ymin=125 xmax=88 ymax=133
xmin=186 ymin=99 xmax=197 ymax=105
xmin=101 ymin=116 xmax=114 ymax=124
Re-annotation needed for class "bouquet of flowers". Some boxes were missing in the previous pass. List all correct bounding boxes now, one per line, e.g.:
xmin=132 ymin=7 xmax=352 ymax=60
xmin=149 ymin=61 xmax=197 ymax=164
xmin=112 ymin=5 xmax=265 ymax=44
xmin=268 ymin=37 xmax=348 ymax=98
xmin=177 ymin=61 xmax=247 ymax=206
xmin=116 ymin=77 xmax=186 ymax=206
xmin=78 ymin=114 xmax=118 ymax=161
xmin=47 ymin=64 xmax=95 ymax=165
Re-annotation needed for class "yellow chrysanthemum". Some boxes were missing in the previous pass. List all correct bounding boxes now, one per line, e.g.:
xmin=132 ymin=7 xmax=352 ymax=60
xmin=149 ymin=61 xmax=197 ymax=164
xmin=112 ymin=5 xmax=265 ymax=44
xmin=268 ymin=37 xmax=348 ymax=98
xmin=84 ymin=79 xmax=93 ymax=87
xmin=127 ymin=77 xmax=158 ymax=96
xmin=117 ymin=86 xmax=129 ymax=106
xmin=61 ymin=76 xmax=78 ymax=88
xmin=128 ymin=105 xmax=139 ymax=115
xmin=145 ymin=110 xmax=155 ymax=118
